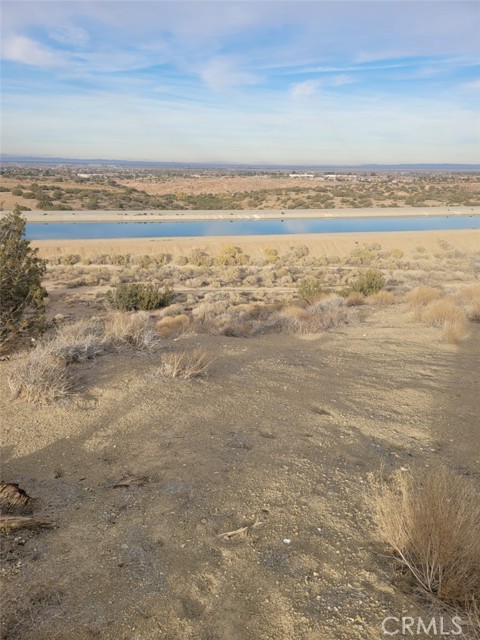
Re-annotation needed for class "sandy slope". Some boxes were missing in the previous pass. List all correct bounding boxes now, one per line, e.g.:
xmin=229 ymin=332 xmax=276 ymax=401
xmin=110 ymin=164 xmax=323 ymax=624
xmin=33 ymin=228 xmax=480 ymax=260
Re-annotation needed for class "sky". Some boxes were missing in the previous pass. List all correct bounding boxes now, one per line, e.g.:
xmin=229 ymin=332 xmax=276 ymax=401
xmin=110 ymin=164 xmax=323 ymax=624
xmin=1 ymin=0 xmax=479 ymax=165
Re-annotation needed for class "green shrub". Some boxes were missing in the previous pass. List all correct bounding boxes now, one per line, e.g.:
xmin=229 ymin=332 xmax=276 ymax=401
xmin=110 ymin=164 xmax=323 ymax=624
xmin=106 ymin=283 xmax=174 ymax=311
xmin=0 ymin=205 xmax=47 ymax=351
xmin=350 ymin=269 xmax=385 ymax=296
xmin=297 ymin=276 xmax=324 ymax=304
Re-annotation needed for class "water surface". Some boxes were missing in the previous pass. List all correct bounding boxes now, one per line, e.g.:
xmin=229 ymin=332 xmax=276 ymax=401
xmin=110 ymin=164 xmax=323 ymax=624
xmin=26 ymin=215 xmax=480 ymax=240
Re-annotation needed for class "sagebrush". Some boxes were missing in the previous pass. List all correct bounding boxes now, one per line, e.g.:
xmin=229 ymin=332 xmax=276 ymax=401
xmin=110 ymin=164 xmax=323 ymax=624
xmin=106 ymin=282 xmax=174 ymax=311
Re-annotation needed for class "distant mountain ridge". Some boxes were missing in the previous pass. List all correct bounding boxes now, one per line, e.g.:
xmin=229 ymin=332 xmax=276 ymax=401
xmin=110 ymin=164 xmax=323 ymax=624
xmin=1 ymin=155 xmax=479 ymax=171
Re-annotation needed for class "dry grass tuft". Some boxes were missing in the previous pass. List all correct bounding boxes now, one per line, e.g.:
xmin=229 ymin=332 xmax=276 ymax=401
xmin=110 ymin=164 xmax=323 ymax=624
xmin=421 ymin=299 xmax=468 ymax=343
xmin=9 ymin=313 xmax=161 ymax=404
xmin=51 ymin=319 xmax=105 ymax=364
xmin=8 ymin=343 xmax=72 ymax=405
xmin=370 ymin=467 xmax=480 ymax=624
xmin=103 ymin=312 xmax=161 ymax=352
xmin=156 ymin=314 xmax=190 ymax=339
xmin=368 ymin=290 xmax=395 ymax=305
xmin=156 ymin=349 xmax=213 ymax=379
xmin=8 ymin=319 xmax=104 ymax=405
xmin=406 ymin=286 xmax=444 ymax=317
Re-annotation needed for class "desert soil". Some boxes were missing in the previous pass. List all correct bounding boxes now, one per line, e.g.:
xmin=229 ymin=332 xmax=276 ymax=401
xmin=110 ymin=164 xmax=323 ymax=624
xmin=1 ymin=304 xmax=479 ymax=639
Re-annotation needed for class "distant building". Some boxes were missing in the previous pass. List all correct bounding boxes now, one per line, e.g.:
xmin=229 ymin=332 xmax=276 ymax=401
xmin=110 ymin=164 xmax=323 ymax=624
xmin=324 ymin=173 xmax=358 ymax=181
xmin=289 ymin=173 xmax=315 ymax=178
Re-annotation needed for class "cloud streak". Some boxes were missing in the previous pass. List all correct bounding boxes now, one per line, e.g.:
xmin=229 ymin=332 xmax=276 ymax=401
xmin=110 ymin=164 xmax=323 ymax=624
xmin=2 ymin=35 xmax=66 ymax=66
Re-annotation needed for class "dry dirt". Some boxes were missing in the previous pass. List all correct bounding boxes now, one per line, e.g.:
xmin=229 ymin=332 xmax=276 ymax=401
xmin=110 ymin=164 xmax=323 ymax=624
xmin=1 ymin=304 xmax=479 ymax=639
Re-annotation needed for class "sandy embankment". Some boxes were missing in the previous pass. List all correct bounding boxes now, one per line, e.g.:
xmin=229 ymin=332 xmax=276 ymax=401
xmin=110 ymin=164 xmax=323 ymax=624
xmin=19 ymin=205 xmax=480 ymax=223
xmin=33 ymin=229 xmax=480 ymax=260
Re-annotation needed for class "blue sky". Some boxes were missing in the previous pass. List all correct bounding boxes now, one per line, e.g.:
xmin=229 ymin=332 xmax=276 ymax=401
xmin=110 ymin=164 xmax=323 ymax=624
xmin=1 ymin=0 xmax=479 ymax=164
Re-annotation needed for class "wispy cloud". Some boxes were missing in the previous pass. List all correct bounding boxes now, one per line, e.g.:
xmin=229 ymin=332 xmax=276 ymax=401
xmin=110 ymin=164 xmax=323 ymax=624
xmin=1 ymin=1 xmax=479 ymax=163
xmin=290 ymin=79 xmax=321 ymax=99
xmin=2 ymin=35 xmax=66 ymax=67
xmin=199 ymin=56 xmax=260 ymax=92
xmin=49 ymin=25 xmax=90 ymax=48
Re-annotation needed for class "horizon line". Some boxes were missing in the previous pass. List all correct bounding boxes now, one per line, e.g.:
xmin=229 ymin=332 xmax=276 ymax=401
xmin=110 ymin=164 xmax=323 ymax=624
xmin=2 ymin=155 xmax=480 ymax=170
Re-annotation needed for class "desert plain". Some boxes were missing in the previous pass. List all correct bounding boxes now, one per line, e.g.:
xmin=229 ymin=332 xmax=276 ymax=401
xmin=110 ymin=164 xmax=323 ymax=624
xmin=1 ymin=169 xmax=480 ymax=639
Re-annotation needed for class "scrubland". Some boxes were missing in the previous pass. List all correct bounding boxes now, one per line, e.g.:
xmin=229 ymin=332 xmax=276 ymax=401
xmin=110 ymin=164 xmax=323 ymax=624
xmin=1 ymin=167 xmax=479 ymax=212
xmin=1 ymin=235 xmax=480 ymax=639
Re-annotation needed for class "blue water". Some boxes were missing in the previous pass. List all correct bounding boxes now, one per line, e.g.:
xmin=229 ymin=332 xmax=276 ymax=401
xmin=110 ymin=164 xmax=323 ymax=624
xmin=26 ymin=215 xmax=480 ymax=240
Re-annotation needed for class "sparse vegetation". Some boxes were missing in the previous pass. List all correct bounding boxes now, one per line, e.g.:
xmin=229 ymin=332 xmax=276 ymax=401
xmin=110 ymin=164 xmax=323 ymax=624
xmin=8 ymin=314 xmax=162 ymax=404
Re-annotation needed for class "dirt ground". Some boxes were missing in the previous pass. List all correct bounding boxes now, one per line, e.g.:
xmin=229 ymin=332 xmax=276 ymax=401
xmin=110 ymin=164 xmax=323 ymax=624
xmin=1 ymin=302 xmax=479 ymax=639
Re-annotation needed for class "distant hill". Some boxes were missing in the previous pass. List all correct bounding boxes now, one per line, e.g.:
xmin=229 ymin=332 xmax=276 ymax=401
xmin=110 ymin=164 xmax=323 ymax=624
xmin=1 ymin=155 xmax=479 ymax=171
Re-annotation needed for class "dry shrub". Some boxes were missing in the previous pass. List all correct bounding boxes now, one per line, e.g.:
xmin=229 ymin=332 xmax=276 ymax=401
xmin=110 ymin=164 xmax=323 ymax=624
xmin=157 ymin=303 xmax=185 ymax=318
xmin=406 ymin=286 xmax=443 ymax=315
xmin=421 ymin=300 xmax=466 ymax=329
xmin=193 ymin=296 xmax=352 ymax=338
xmin=421 ymin=299 xmax=468 ymax=343
xmin=8 ymin=319 xmax=105 ymax=405
xmin=280 ymin=296 xmax=352 ymax=334
xmin=346 ymin=292 xmax=365 ymax=306
xmin=193 ymin=301 xmax=286 ymax=338
xmin=156 ymin=349 xmax=213 ymax=379
xmin=192 ymin=301 xmax=230 ymax=324
xmin=8 ymin=344 xmax=71 ymax=405
xmin=370 ymin=467 xmax=480 ymax=625
xmin=103 ymin=312 xmax=161 ymax=352
xmin=51 ymin=318 xmax=105 ymax=364
xmin=208 ymin=316 xmax=255 ymax=337
xmin=9 ymin=314 xmax=160 ymax=404
xmin=368 ymin=290 xmax=395 ymax=305
xmin=156 ymin=314 xmax=190 ymax=339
